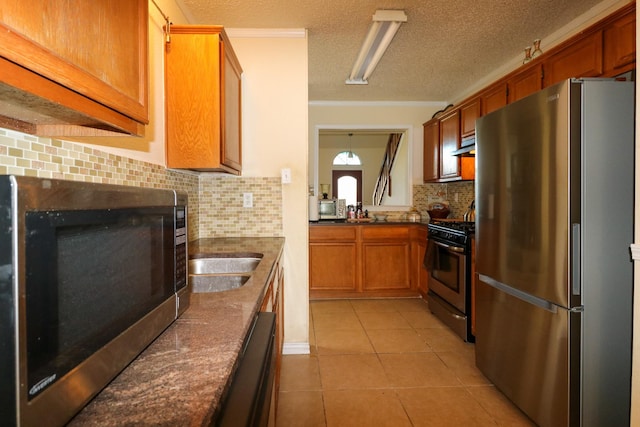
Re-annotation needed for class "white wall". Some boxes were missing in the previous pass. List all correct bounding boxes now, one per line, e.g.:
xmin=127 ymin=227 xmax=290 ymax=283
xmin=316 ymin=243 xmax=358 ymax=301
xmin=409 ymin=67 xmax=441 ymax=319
xmin=229 ymin=32 xmax=310 ymax=349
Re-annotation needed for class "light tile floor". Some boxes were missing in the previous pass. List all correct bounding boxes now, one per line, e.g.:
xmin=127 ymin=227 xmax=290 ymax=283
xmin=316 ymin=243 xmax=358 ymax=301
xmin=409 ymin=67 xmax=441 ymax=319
xmin=276 ymin=298 xmax=535 ymax=426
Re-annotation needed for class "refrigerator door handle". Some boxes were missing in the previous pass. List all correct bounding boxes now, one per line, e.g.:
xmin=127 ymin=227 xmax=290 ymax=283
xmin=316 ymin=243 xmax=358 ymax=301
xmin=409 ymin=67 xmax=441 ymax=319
xmin=479 ymin=274 xmax=558 ymax=313
xmin=572 ymin=223 xmax=581 ymax=296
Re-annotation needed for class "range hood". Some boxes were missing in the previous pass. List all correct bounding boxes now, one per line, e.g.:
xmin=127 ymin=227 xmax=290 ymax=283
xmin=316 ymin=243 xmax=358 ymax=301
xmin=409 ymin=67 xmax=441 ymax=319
xmin=452 ymin=136 xmax=476 ymax=157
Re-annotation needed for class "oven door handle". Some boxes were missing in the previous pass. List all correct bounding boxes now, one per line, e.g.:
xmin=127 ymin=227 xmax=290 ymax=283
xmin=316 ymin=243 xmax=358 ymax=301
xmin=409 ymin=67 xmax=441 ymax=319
xmin=431 ymin=240 xmax=465 ymax=253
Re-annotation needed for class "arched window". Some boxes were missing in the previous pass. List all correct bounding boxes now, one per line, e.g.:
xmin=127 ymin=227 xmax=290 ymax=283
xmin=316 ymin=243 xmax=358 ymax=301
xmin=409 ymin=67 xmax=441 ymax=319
xmin=333 ymin=151 xmax=361 ymax=166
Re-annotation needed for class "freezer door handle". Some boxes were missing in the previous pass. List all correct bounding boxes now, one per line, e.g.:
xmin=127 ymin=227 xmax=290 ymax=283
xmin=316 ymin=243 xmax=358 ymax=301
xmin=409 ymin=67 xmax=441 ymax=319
xmin=479 ymin=274 xmax=558 ymax=313
xmin=572 ymin=223 xmax=581 ymax=296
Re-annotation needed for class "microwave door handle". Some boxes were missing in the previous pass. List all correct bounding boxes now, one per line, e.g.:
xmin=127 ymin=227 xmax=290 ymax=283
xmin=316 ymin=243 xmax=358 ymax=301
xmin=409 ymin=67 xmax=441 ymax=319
xmin=432 ymin=240 xmax=465 ymax=253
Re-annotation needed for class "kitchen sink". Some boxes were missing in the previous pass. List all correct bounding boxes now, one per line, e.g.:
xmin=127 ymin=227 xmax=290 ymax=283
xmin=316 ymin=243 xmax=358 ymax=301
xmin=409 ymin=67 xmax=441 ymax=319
xmin=188 ymin=252 xmax=262 ymax=293
xmin=190 ymin=274 xmax=251 ymax=293
xmin=189 ymin=252 xmax=263 ymax=274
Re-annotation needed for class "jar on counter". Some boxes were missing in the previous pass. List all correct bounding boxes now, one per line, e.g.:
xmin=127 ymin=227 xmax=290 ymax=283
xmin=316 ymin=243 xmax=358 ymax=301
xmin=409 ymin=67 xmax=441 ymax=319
xmin=407 ymin=207 xmax=421 ymax=223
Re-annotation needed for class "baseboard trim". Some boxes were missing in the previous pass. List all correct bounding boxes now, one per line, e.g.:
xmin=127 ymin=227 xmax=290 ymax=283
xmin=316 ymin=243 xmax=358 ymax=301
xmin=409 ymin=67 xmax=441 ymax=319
xmin=282 ymin=342 xmax=310 ymax=355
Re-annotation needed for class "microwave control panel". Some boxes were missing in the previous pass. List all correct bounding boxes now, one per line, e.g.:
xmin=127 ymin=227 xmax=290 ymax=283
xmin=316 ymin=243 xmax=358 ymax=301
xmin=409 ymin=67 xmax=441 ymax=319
xmin=175 ymin=206 xmax=187 ymax=292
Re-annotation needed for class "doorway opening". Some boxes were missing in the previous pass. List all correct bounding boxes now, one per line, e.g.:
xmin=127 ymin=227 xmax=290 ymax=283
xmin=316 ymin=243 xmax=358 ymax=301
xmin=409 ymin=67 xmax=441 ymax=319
xmin=332 ymin=170 xmax=362 ymax=206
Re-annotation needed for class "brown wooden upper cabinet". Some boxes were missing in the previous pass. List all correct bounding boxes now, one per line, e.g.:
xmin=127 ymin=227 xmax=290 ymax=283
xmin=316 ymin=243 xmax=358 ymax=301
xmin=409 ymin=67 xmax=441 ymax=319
xmin=438 ymin=109 xmax=462 ymax=181
xmin=480 ymin=83 xmax=508 ymax=115
xmin=0 ymin=0 xmax=149 ymax=136
xmin=603 ymin=11 xmax=636 ymax=76
xmin=507 ymin=63 xmax=543 ymax=103
xmin=165 ymin=25 xmax=242 ymax=174
xmin=423 ymin=107 xmax=475 ymax=183
xmin=423 ymin=119 xmax=439 ymax=182
xmin=544 ymin=31 xmax=603 ymax=86
xmin=460 ymin=98 xmax=481 ymax=139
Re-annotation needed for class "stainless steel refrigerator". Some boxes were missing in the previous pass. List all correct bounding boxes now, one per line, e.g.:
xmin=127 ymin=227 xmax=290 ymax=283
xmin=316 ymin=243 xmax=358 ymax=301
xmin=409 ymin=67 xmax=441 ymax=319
xmin=475 ymin=78 xmax=634 ymax=427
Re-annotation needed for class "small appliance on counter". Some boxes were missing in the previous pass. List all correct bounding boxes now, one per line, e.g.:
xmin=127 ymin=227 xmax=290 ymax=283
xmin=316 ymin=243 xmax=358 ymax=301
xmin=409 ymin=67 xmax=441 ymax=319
xmin=318 ymin=198 xmax=346 ymax=220
xmin=0 ymin=175 xmax=188 ymax=427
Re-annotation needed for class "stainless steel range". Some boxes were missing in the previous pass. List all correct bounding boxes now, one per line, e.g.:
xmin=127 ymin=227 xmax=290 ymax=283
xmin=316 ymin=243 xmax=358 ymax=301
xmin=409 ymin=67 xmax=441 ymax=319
xmin=423 ymin=220 xmax=474 ymax=342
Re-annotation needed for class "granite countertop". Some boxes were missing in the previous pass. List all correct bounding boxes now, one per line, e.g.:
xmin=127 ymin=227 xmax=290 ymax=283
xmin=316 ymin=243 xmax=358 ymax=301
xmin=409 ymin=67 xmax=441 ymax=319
xmin=69 ymin=237 xmax=285 ymax=427
xmin=310 ymin=220 xmax=430 ymax=226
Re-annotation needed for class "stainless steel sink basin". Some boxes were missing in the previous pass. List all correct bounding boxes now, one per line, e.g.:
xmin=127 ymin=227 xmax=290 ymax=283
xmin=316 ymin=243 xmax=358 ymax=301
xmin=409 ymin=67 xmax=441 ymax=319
xmin=189 ymin=252 xmax=263 ymax=274
xmin=190 ymin=274 xmax=251 ymax=293
xmin=188 ymin=252 xmax=263 ymax=293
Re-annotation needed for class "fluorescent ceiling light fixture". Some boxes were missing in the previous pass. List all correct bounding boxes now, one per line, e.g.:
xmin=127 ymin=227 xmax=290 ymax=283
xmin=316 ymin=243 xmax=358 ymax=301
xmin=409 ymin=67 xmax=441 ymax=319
xmin=346 ymin=10 xmax=407 ymax=85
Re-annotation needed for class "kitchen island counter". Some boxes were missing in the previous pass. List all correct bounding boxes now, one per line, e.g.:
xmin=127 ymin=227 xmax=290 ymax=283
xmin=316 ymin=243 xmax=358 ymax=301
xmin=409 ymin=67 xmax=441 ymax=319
xmin=69 ymin=237 xmax=285 ymax=426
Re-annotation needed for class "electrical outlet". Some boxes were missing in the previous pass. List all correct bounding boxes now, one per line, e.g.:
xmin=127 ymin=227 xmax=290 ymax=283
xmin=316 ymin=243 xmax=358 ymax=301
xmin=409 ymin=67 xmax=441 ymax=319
xmin=281 ymin=168 xmax=292 ymax=184
xmin=455 ymin=193 xmax=459 ymax=202
xmin=243 ymin=192 xmax=253 ymax=208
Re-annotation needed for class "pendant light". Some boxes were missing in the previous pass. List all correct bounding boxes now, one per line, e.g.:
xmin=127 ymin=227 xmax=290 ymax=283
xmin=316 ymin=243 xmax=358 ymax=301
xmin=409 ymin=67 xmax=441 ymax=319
xmin=348 ymin=133 xmax=354 ymax=158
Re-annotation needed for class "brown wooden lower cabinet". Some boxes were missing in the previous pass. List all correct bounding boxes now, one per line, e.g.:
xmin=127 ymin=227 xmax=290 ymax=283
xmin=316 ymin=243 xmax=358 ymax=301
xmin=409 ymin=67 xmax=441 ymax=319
xmin=412 ymin=226 xmax=428 ymax=298
xmin=470 ymin=236 xmax=477 ymax=336
xmin=309 ymin=223 xmax=427 ymax=299
xmin=309 ymin=242 xmax=358 ymax=291
xmin=362 ymin=243 xmax=410 ymax=290
xmin=259 ymin=250 xmax=284 ymax=424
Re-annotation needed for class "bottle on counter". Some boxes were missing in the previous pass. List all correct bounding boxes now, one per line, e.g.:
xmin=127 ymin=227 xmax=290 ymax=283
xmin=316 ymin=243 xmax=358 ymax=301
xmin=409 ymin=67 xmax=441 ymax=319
xmin=347 ymin=205 xmax=356 ymax=219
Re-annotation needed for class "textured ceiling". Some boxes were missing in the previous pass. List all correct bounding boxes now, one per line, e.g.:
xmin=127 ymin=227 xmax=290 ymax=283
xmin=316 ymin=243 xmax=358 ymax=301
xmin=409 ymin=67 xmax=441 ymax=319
xmin=175 ymin=0 xmax=609 ymax=102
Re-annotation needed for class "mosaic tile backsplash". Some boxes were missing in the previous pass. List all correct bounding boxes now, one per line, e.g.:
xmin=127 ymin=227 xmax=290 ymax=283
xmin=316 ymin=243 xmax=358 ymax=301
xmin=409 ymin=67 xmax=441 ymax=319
xmin=199 ymin=176 xmax=284 ymax=237
xmin=413 ymin=181 xmax=475 ymax=220
xmin=0 ymin=128 xmax=284 ymax=239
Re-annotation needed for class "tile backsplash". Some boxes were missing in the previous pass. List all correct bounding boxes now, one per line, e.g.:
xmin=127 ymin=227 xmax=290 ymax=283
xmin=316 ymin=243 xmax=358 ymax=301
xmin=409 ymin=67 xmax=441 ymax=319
xmin=0 ymin=128 xmax=284 ymax=239
xmin=413 ymin=181 xmax=475 ymax=220
xmin=199 ymin=175 xmax=283 ymax=237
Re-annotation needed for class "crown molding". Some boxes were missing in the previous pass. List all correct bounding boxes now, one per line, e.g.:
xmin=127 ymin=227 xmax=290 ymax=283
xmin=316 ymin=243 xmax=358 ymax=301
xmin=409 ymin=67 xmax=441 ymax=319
xmin=309 ymin=100 xmax=448 ymax=108
xmin=226 ymin=28 xmax=306 ymax=38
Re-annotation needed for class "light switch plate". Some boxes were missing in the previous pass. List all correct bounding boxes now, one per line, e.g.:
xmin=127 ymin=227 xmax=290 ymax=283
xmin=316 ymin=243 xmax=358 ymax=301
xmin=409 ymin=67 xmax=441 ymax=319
xmin=281 ymin=168 xmax=291 ymax=184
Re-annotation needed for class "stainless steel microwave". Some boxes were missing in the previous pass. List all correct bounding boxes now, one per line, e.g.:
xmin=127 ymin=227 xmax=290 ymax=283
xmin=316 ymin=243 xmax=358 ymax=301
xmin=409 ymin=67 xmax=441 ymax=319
xmin=0 ymin=176 xmax=188 ymax=427
xmin=318 ymin=198 xmax=346 ymax=220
